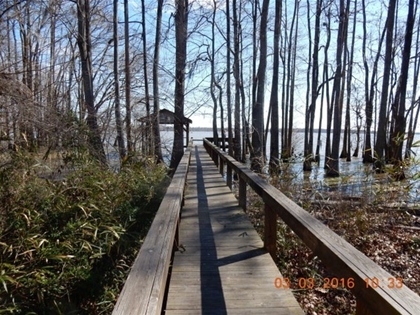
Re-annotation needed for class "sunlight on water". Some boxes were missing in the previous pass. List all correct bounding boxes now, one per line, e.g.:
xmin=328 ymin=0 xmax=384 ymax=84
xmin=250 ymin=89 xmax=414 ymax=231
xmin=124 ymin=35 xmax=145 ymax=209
xmin=275 ymin=156 xmax=420 ymax=205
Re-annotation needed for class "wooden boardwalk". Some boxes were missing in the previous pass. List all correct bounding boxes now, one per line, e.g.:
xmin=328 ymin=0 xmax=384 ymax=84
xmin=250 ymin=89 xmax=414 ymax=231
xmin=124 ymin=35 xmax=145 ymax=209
xmin=113 ymin=141 xmax=420 ymax=315
xmin=165 ymin=145 xmax=304 ymax=315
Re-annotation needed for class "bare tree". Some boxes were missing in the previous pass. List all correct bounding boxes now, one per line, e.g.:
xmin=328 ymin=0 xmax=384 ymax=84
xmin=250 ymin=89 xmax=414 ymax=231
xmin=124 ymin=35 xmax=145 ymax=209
xmin=152 ymin=0 xmax=164 ymax=163
xmin=251 ymin=0 xmax=270 ymax=172
xmin=326 ymin=0 xmax=350 ymax=177
xmin=76 ymin=0 xmax=106 ymax=164
xmin=170 ymin=0 xmax=188 ymax=170
xmin=269 ymin=0 xmax=282 ymax=173
xmin=304 ymin=0 xmax=322 ymax=170
xmin=287 ymin=1 xmax=299 ymax=163
xmin=141 ymin=0 xmax=152 ymax=155
xmin=374 ymin=0 xmax=396 ymax=172
xmin=210 ymin=0 xmax=219 ymax=146
xmin=124 ymin=0 xmax=133 ymax=154
xmin=340 ymin=0 xmax=357 ymax=162
xmin=362 ymin=0 xmax=386 ymax=164
xmin=226 ymin=0 xmax=233 ymax=156
xmin=113 ymin=0 xmax=126 ymax=159
xmin=323 ymin=8 xmax=333 ymax=168
xmin=405 ymin=1 xmax=420 ymax=158
xmin=352 ymin=92 xmax=363 ymax=158
xmin=388 ymin=0 xmax=415 ymax=172
xmin=233 ymin=0 xmax=242 ymax=161
xmin=315 ymin=7 xmax=332 ymax=164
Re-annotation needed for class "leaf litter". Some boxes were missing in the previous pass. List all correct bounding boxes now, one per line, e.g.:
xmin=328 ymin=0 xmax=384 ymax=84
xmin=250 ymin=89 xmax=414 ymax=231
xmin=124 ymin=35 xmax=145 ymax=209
xmin=241 ymin=178 xmax=420 ymax=315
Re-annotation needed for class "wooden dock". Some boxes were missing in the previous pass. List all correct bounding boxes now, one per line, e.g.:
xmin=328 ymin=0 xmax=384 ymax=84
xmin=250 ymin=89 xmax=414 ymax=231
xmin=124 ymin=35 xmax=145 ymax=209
xmin=113 ymin=140 xmax=420 ymax=315
xmin=164 ymin=145 xmax=304 ymax=315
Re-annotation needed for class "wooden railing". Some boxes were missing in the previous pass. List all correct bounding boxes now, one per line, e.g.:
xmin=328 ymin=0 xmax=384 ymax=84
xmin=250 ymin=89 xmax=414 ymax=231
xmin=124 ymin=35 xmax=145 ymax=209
xmin=203 ymin=138 xmax=420 ymax=315
xmin=112 ymin=146 xmax=191 ymax=315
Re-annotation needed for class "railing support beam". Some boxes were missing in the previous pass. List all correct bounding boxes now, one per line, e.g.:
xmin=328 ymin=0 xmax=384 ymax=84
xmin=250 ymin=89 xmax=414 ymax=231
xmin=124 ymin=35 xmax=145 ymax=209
xmin=264 ymin=203 xmax=277 ymax=262
xmin=219 ymin=157 xmax=224 ymax=176
xmin=238 ymin=176 xmax=246 ymax=211
xmin=227 ymin=165 xmax=232 ymax=190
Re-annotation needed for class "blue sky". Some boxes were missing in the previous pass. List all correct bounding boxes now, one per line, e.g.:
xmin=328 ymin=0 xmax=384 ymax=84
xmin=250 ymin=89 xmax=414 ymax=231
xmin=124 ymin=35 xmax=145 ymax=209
xmin=122 ymin=0 xmax=419 ymax=131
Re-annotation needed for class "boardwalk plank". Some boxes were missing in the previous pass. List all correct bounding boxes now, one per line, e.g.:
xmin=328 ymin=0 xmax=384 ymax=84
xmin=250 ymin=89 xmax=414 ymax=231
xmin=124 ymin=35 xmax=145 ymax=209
xmin=164 ymin=145 xmax=304 ymax=315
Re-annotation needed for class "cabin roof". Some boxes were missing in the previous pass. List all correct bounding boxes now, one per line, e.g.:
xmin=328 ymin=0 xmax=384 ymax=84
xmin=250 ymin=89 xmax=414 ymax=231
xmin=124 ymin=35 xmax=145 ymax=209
xmin=138 ymin=109 xmax=192 ymax=125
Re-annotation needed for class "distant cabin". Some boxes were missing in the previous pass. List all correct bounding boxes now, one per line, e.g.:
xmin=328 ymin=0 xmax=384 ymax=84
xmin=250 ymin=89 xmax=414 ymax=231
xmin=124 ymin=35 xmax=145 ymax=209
xmin=139 ymin=109 xmax=192 ymax=148
xmin=158 ymin=109 xmax=192 ymax=125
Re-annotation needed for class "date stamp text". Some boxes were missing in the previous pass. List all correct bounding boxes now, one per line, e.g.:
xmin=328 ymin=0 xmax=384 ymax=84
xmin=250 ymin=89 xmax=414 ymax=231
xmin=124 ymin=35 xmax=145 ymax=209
xmin=274 ymin=277 xmax=404 ymax=290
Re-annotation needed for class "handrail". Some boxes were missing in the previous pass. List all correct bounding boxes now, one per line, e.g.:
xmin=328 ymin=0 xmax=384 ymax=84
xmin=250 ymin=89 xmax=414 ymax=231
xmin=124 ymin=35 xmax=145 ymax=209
xmin=112 ymin=146 xmax=192 ymax=315
xmin=203 ymin=137 xmax=420 ymax=315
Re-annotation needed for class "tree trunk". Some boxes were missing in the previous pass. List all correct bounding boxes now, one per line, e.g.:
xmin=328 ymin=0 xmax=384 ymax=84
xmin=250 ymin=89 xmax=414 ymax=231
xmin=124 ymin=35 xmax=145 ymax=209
xmin=363 ymin=7 xmax=386 ymax=163
xmin=251 ymin=0 xmax=258 ymax=145
xmin=251 ymin=0 xmax=270 ymax=172
xmin=152 ymin=0 xmax=164 ymax=162
xmin=280 ymin=12 xmax=288 ymax=160
xmin=113 ymin=0 xmax=126 ymax=160
xmin=233 ymin=0 xmax=242 ymax=161
xmin=239 ymin=2 xmax=248 ymax=162
xmin=18 ymin=2 xmax=35 ymax=149
xmin=76 ymin=0 xmax=106 ymax=164
xmin=341 ymin=0 xmax=357 ymax=162
xmin=405 ymin=4 xmax=420 ymax=158
xmin=304 ymin=0 xmax=321 ymax=170
xmin=141 ymin=0 xmax=152 ymax=156
xmin=269 ymin=0 xmax=282 ymax=173
xmin=374 ymin=0 xmax=396 ymax=172
xmin=326 ymin=0 xmax=349 ymax=177
xmin=48 ymin=4 xmax=57 ymax=148
xmin=303 ymin=0 xmax=312 ymax=170
xmin=4 ymin=1 xmax=13 ymax=147
xmin=361 ymin=0 xmax=372 ymax=163
xmin=353 ymin=97 xmax=362 ymax=157
xmin=210 ymin=0 xmax=219 ymax=146
xmin=170 ymin=0 xmax=188 ymax=170
xmin=388 ymin=0 xmax=415 ymax=171
xmin=341 ymin=113 xmax=350 ymax=159
xmin=226 ymin=0 xmax=233 ymax=156
xmin=323 ymin=8 xmax=333 ymax=168
xmin=288 ymin=1 xmax=298 ymax=162
xmin=216 ymin=81 xmax=225 ymax=151
xmin=124 ymin=0 xmax=133 ymax=154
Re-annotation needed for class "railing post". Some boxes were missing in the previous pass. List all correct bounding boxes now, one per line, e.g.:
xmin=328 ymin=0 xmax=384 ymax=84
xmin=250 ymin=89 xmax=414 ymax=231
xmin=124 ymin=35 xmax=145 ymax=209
xmin=238 ymin=176 xmax=246 ymax=211
xmin=227 ymin=165 xmax=232 ymax=190
xmin=213 ymin=149 xmax=219 ymax=167
xmin=219 ymin=157 xmax=224 ymax=176
xmin=264 ymin=203 xmax=277 ymax=262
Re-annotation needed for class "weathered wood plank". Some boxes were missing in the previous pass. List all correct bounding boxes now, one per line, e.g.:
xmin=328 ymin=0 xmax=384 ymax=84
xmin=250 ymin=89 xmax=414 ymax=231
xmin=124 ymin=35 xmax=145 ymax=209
xmin=203 ymin=138 xmax=420 ymax=315
xmin=112 ymin=148 xmax=191 ymax=315
xmin=164 ymin=145 xmax=304 ymax=315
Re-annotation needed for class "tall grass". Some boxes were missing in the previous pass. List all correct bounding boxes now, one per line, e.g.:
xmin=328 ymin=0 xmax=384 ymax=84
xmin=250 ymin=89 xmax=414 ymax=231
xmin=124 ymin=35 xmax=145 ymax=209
xmin=0 ymin=150 xmax=168 ymax=314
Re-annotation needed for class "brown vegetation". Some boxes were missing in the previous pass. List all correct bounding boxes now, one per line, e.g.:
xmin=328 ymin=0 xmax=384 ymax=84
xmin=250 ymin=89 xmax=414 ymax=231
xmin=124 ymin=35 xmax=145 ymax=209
xmin=245 ymin=183 xmax=420 ymax=315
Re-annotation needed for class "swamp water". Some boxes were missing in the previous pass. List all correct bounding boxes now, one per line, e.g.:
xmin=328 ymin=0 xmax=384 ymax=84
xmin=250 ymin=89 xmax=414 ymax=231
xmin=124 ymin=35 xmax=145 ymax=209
xmin=160 ymin=128 xmax=420 ymax=209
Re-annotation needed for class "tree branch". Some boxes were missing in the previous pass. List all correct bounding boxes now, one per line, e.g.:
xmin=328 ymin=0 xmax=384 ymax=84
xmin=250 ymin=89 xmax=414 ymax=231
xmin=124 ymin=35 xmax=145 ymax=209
xmin=0 ymin=0 xmax=27 ymax=20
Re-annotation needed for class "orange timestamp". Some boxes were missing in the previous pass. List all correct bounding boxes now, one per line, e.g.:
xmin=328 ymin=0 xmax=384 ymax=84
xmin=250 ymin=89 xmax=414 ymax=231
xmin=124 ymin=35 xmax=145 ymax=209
xmin=274 ymin=277 xmax=356 ymax=290
xmin=364 ymin=277 xmax=403 ymax=289
xmin=274 ymin=277 xmax=404 ymax=290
